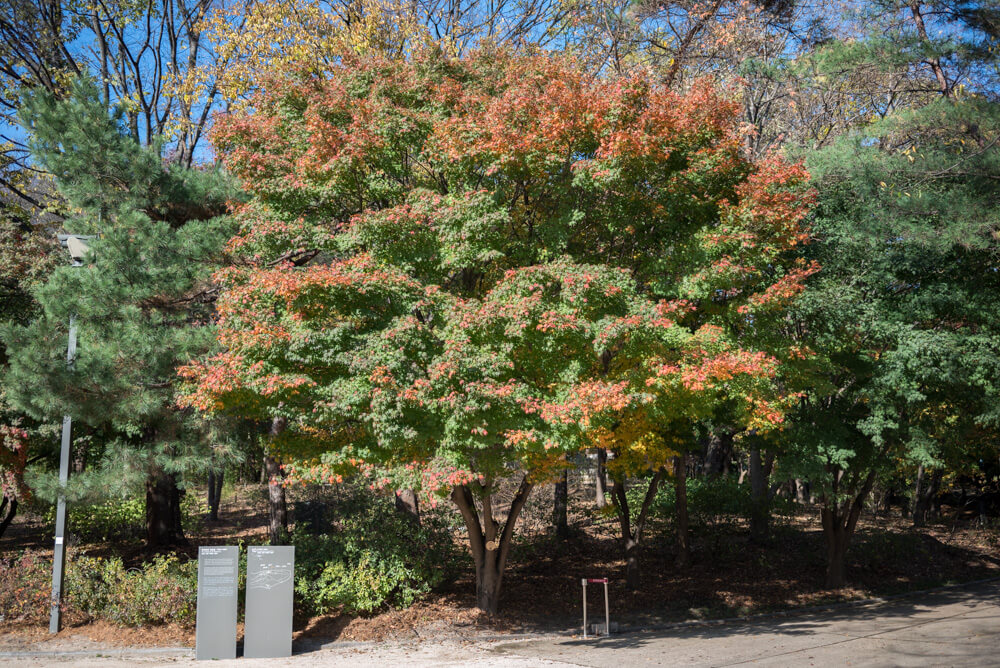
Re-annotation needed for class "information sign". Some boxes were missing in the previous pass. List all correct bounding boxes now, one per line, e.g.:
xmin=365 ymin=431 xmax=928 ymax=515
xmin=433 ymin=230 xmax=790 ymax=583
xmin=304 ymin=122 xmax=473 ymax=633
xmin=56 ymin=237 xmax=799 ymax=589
xmin=244 ymin=545 xmax=295 ymax=658
xmin=195 ymin=546 xmax=238 ymax=660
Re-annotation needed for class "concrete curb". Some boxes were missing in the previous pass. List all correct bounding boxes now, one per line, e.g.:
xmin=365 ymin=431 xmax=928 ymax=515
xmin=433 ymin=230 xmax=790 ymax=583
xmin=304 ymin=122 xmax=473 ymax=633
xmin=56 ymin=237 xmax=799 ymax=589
xmin=0 ymin=647 xmax=195 ymax=659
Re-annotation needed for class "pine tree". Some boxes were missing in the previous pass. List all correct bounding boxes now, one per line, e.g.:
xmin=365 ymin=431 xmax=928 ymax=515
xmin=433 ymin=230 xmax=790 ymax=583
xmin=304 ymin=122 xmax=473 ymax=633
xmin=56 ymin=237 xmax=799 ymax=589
xmin=1 ymin=78 xmax=236 ymax=547
xmin=789 ymin=0 xmax=1000 ymax=587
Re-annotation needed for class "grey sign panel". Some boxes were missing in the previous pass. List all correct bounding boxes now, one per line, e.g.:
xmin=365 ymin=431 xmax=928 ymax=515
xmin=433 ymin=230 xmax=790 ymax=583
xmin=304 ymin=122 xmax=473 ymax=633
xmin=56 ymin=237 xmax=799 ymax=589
xmin=244 ymin=545 xmax=295 ymax=658
xmin=195 ymin=545 xmax=238 ymax=660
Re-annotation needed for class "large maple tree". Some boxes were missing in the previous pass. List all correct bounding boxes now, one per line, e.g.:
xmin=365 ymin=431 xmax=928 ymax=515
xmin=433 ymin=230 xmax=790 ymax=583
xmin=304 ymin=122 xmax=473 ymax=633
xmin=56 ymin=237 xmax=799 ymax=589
xmin=181 ymin=51 xmax=814 ymax=612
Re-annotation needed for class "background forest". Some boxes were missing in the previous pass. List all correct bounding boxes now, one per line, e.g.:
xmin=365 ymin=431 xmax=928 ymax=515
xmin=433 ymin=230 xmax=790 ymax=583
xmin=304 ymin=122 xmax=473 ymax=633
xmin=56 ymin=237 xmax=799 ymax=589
xmin=0 ymin=0 xmax=999 ymax=636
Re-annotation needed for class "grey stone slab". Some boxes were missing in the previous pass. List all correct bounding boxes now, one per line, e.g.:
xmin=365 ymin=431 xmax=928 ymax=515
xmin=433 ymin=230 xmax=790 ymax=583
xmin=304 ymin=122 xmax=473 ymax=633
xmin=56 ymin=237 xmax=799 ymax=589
xmin=195 ymin=546 xmax=238 ymax=661
xmin=243 ymin=545 xmax=295 ymax=659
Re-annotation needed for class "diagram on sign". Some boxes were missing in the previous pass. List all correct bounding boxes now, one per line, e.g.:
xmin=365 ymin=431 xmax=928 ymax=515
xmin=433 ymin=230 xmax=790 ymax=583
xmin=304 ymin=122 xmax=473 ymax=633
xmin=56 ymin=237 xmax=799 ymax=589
xmin=248 ymin=565 xmax=292 ymax=590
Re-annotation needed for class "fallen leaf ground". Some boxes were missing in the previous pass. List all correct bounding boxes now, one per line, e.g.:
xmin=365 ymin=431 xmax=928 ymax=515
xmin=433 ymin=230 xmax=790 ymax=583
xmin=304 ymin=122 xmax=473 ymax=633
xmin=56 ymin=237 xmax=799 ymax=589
xmin=2 ymin=479 xmax=998 ymax=648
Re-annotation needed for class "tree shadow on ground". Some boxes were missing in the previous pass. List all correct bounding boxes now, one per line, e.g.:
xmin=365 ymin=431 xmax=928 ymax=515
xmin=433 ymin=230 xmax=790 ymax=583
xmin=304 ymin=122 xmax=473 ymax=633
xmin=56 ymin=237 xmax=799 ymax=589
xmin=493 ymin=580 xmax=1000 ymax=667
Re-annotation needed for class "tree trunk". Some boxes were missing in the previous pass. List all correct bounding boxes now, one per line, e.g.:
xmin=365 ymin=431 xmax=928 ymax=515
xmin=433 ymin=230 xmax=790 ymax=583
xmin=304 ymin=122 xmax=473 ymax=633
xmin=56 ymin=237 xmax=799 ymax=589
xmin=265 ymin=417 xmax=289 ymax=544
xmin=823 ymin=519 xmax=850 ymax=589
xmin=908 ymin=1 xmax=951 ymax=96
xmin=475 ymin=553 xmax=504 ymax=613
xmin=146 ymin=469 xmax=187 ymax=548
xmin=72 ymin=438 xmax=86 ymax=474
xmin=0 ymin=496 xmax=17 ymax=539
xmin=554 ymin=469 xmax=569 ymax=540
xmin=913 ymin=467 xmax=942 ymax=527
xmin=794 ymin=478 xmax=809 ymax=504
xmin=673 ymin=455 xmax=690 ymax=569
xmin=172 ymin=478 xmax=186 ymax=539
xmin=612 ymin=467 xmax=667 ymax=590
xmin=623 ymin=537 xmax=640 ymax=589
xmin=705 ymin=430 xmax=735 ymax=478
xmin=265 ymin=455 xmax=288 ymax=544
xmin=395 ymin=489 xmax=421 ymax=525
xmin=208 ymin=467 xmax=223 ymax=521
xmin=450 ymin=477 xmax=534 ymax=614
xmin=749 ymin=448 xmax=776 ymax=544
xmin=595 ymin=448 xmax=608 ymax=508
xmin=821 ymin=465 xmax=878 ymax=589
xmin=207 ymin=469 xmax=216 ymax=519
xmin=911 ymin=464 xmax=925 ymax=521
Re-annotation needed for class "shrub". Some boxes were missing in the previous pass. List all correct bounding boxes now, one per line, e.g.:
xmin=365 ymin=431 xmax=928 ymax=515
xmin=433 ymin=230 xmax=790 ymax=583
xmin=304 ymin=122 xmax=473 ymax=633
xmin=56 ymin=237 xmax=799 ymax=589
xmin=292 ymin=487 xmax=460 ymax=616
xmin=64 ymin=554 xmax=197 ymax=626
xmin=41 ymin=492 xmax=206 ymax=542
xmin=0 ymin=551 xmax=196 ymax=628
xmin=626 ymin=474 xmax=794 ymax=531
xmin=0 ymin=552 xmax=52 ymax=624
xmin=42 ymin=497 xmax=146 ymax=541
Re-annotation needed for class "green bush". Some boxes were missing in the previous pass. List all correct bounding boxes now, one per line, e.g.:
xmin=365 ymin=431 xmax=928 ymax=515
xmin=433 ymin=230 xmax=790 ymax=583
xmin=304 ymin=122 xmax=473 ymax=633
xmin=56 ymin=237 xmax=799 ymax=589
xmin=626 ymin=474 xmax=794 ymax=530
xmin=43 ymin=497 xmax=146 ymax=541
xmin=65 ymin=554 xmax=197 ymax=626
xmin=292 ymin=489 xmax=460 ymax=616
xmin=41 ymin=492 xmax=207 ymax=542
xmin=180 ymin=492 xmax=208 ymax=535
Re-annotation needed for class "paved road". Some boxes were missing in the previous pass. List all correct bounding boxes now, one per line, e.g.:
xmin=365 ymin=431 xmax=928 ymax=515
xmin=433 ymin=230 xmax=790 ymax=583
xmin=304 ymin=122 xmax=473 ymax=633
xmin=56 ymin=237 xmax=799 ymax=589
xmin=2 ymin=580 xmax=998 ymax=667
xmin=496 ymin=580 xmax=1000 ymax=667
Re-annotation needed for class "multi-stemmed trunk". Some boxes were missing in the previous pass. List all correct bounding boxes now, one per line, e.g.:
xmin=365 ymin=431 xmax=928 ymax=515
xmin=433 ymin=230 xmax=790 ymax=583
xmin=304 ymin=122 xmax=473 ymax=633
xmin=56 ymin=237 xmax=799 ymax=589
xmin=821 ymin=464 xmax=878 ymax=589
xmin=450 ymin=477 xmax=534 ymax=614
xmin=912 ymin=465 xmax=942 ymax=527
xmin=612 ymin=467 xmax=668 ymax=589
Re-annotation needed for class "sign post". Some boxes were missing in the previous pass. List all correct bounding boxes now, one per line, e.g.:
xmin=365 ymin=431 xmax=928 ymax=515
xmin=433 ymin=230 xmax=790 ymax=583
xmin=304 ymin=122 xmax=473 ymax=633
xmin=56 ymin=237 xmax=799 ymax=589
xmin=244 ymin=545 xmax=295 ymax=658
xmin=48 ymin=315 xmax=77 ymax=634
xmin=195 ymin=546 xmax=239 ymax=660
xmin=581 ymin=578 xmax=611 ymax=638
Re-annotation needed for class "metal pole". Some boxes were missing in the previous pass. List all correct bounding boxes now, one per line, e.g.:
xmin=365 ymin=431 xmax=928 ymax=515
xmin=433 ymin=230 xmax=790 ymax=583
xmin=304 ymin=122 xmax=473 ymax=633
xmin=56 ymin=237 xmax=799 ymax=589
xmin=49 ymin=315 xmax=76 ymax=634
xmin=581 ymin=579 xmax=587 ymax=639
xmin=604 ymin=580 xmax=610 ymax=637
